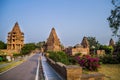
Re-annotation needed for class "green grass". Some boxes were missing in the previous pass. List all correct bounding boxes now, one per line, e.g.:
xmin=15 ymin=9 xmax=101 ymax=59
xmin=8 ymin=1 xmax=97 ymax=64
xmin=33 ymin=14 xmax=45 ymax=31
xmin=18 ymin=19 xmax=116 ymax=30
xmin=83 ymin=64 xmax=120 ymax=80
xmin=0 ymin=61 xmax=23 ymax=73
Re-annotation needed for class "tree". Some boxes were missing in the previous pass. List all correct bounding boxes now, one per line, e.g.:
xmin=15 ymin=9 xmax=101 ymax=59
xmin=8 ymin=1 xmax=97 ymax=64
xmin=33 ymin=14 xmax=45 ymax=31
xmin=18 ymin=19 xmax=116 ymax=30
xmin=99 ymin=45 xmax=114 ymax=54
xmin=87 ymin=37 xmax=100 ymax=49
xmin=0 ymin=40 xmax=7 ymax=49
xmin=20 ymin=43 xmax=36 ymax=55
xmin=36 ymin=41 xmax=45 ymax=49
xmin=107 ymin=0 xmax=120 ymax=36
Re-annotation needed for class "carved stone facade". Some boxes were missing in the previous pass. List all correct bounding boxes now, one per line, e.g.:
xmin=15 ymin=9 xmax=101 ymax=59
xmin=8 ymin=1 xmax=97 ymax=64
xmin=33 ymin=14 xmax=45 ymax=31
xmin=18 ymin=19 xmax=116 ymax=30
xmin=46 ymin=28 xmax=61 ymax=51
xmin=65 ymin=37 xmax=89 ymax=56
xmin=7 ymin=22 xmax=24 ymax=51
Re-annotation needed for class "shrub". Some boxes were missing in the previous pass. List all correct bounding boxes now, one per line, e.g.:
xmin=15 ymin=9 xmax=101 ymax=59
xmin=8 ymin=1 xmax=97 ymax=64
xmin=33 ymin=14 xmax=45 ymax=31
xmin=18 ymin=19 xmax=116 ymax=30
xmin=99 ymin=54 xmax=119 ymax=64
xmin=75 ymin=55 xmax=100 ymax=71
xmin=13 ymin=53 xmax=23 ymax=57
xmin=48 ymin=51 xmax=77 ymax=65
xmin=48 ymin=51 xmax=69 ymax=65
xmin=0 ymin=55 xmax=7 ymax=61
xmin=99 ymin=45 xmax=114 ymax=54
xmin=0 ymin=57 xmax=3 ymax=61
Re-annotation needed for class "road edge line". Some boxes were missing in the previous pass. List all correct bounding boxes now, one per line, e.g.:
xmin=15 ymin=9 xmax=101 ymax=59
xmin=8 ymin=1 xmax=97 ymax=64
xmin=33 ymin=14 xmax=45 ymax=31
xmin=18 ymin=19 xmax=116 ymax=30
xmin=35 ymin=56 xmax=40 ymax=80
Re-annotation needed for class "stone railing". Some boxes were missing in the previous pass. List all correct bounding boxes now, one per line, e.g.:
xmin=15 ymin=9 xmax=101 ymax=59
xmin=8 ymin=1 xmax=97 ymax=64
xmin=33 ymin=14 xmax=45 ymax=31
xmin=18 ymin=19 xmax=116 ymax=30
xmin=47 ymin=57 xmax=104 ymax=80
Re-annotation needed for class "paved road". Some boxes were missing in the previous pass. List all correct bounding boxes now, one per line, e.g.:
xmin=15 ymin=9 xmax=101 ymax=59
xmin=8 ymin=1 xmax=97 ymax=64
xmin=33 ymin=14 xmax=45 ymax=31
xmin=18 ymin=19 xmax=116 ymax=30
xmin=0 ymin=53 xmax=40 ymax=80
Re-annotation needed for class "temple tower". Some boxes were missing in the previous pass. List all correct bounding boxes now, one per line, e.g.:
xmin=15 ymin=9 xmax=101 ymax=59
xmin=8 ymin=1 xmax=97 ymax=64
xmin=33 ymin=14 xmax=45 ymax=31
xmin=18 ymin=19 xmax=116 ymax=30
xmin=81 ymin=37 xmax=89 ymax=48
xmin=7 ymin=22 xmax=24 ymax=51
xmin=46 ymin=28 xmax=61 ymax=51
xmin=109 ymin=38 xmax=115 ymax=47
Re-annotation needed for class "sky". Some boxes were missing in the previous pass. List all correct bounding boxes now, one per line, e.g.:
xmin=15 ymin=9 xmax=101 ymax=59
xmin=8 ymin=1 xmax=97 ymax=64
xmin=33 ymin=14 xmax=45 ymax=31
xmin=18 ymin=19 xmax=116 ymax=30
xmin=0 ymin=0 xmax=118 ymax=46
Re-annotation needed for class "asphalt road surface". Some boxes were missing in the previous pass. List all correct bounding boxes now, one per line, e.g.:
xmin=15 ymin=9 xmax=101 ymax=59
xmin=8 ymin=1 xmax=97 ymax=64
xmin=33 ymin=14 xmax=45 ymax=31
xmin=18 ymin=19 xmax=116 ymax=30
xmin=0 ymin=53 xmax=40 ymax=80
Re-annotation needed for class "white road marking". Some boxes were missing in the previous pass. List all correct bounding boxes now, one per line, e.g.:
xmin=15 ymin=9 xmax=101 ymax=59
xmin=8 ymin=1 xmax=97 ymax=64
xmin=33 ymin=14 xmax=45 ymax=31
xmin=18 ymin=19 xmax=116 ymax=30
xmin=35 ymin=55 xmax=40 ymax=80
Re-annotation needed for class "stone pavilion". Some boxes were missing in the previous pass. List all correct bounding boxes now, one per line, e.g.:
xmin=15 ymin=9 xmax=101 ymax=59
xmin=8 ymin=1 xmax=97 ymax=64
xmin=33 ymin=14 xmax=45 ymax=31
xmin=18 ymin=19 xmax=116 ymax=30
xmin=7 ymin=22 xmax=24 ymax=52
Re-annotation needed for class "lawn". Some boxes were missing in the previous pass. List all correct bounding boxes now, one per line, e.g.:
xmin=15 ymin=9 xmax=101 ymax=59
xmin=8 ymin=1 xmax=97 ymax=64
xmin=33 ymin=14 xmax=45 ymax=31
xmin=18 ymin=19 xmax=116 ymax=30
xmin=83 ymin=64 xmax=120 ymax=80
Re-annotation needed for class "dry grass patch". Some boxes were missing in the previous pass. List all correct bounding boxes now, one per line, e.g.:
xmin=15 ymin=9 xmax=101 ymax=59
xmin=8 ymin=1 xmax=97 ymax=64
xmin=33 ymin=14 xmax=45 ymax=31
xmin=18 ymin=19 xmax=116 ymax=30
xmin=99 ymin=64 xmax=120 ymax=80
xmin=83 ymin=64 xmax=120 ymax=80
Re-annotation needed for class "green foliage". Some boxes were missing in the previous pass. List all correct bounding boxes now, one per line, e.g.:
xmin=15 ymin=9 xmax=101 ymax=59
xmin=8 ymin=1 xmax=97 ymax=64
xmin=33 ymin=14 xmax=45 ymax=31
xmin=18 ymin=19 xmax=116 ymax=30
xmin=48 ymin=51 xmax=76 ymax=65
xmin=114 ymin=39 xmax=120 ymax=53
xmin=13 ymin=53 xmax=23 ymax=57
xmin=107 ymin=0 xmax=120 ymax=36
xmin=21 ymin=43 xmax=36 ymax=55
xmin=87 ymin=37 xmax=100 ymax=49
xmin=0 ymin=40 xmax=7 ymax=49
xmin=116 ymin=53 xmax=120 ymax=62
xmin=36 ymin=41 xmax=45 ymax=48
xmin=0 ymin=55 xmax=7 ymax=61
xmin=99 ymin=45 xmax=114 ymax=54
xmin=0 ymin=57 xmax=3 ymax=62
xmin=99 ymin=54 xmax=119 ymax=64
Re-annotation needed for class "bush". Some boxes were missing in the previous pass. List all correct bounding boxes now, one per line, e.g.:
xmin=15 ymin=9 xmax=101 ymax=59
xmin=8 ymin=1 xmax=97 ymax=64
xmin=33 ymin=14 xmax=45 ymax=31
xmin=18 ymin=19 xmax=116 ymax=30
xmin=48 ymin=51 xmax=70 ymax=65
xmin=99 ymin=54 xmax=119 ymax=64
xmin=117 ymin=53 xmax=120 ymax=63
xmin=75 ymin=55 xmax=100 ymax=71
xmin=0 ymin=55 xmax=7 ymax=61
xmin=48 ymin=51 xmax=77 ymax=65
xmin=0 ymin=57 xmax=3 ymax=61
xmin=13 ymin=53 xmax=23 ymax=57
xmin=99 ymin=45 xmax=114 ymax=54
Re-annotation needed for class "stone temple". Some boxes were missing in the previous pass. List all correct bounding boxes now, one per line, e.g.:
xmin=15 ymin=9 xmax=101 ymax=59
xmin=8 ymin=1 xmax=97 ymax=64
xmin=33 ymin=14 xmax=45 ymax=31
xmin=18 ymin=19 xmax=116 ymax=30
xmin=64 ymin=37 xmax=90 ymax=56
xmin=109 ymin=38 xmax=115 ymax=47
xmin=7 ymin=22 xmax=24 ymax=52
xmin=45 ymin=28 xmax=61 ymax=51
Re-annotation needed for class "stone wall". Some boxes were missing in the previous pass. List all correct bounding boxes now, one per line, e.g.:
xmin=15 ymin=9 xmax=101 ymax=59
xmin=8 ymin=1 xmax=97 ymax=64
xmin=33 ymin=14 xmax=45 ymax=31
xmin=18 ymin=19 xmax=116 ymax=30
xmin=47 ymin=57 xmax=104 ymax=80
xmin=47 ymin=58 xmax=82 ymax=80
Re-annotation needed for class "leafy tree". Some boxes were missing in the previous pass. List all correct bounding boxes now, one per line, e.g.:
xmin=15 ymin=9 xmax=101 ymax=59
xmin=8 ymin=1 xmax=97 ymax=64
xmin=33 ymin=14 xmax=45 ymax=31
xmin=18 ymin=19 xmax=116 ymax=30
xmin=21 ymin=43 xmax=36 ymax=55
xmin=107 ymin=0 xmax=120 ymax=36
xmin=0 ymin=40 xmax=7 ymax=49
xmin=87 ymin=37 xmax=100 ymax=49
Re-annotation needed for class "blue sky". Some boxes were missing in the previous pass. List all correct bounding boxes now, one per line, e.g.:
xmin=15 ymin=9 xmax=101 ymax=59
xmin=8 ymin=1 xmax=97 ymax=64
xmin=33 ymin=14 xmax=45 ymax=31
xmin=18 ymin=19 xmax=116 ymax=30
xmin=0 ymin=0 xmax=117 ymax=46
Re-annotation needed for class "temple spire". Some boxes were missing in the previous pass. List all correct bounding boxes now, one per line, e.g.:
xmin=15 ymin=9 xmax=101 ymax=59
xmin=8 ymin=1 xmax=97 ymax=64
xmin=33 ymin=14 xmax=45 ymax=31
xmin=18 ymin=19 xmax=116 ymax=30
xmin=46 ymin=27 xmax=61 ymax=51
xmin=81 ymin=36 xmax=89 ymax=48
xmin=109 ymin=38 xmax=115 ymax=47
xmin=12 ymin=22 xmax=21 ymax=32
